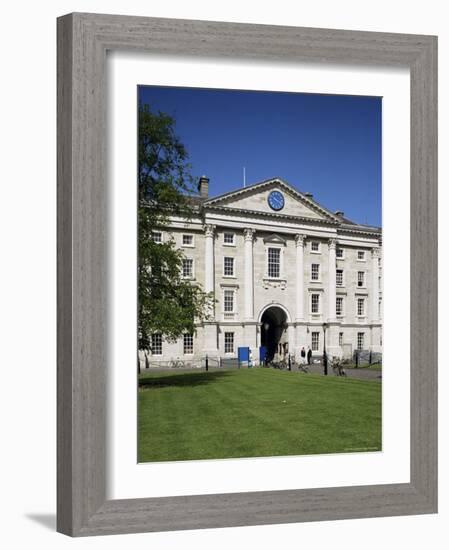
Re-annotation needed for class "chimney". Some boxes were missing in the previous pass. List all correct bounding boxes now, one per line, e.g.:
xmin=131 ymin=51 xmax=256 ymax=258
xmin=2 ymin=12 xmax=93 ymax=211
xmin=198 ymin=175 xmax=209 ymax=198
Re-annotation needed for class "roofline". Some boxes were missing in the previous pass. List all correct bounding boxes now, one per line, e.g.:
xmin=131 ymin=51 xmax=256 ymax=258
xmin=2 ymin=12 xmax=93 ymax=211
xmin=203 ymin=204 xmax=381 ymax=236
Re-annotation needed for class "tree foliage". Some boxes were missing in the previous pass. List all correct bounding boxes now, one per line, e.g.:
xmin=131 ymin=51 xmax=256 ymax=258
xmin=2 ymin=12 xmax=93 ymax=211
xmin=138 ymin=103 xmax=213 ymax=352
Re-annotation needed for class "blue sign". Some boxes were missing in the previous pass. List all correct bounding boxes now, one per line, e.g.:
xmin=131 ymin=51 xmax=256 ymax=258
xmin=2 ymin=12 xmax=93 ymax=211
xmin=259 ymin=346 xmax=267 ymax=362
xmin=238 ymin=347 xmax=250 ymax=362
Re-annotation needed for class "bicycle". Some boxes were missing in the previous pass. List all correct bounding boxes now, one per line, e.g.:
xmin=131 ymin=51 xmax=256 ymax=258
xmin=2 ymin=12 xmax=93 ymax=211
xmin=169 ymin=358 xmax=184 ymax=368
xmin=291 ymin=358 xmax=309 ymax=373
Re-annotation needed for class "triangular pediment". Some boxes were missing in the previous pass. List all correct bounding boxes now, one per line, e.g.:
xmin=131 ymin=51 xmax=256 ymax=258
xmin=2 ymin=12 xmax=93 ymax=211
xmin=263 ymin=233 xmax=287 ymax=245
xmin=203 ymin=178 xmax=339 ymax=222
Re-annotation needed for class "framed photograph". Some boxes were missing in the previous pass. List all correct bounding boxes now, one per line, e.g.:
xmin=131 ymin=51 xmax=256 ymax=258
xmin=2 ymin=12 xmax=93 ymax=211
xmin=57 ymin=13 xmax=437 ymax=536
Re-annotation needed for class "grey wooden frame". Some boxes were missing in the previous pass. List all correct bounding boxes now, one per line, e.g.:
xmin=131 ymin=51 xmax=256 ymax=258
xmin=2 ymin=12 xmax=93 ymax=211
xmin=57 ymin=12 xmax=438 ymax=537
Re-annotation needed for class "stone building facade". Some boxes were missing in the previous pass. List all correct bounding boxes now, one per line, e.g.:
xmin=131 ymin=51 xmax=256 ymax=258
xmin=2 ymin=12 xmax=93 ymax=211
xmin=142 ymin=176 xmax=382 ymax=366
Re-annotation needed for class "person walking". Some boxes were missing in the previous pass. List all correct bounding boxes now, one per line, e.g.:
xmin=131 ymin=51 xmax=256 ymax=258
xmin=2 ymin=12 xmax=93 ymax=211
xmin=307 ymin=347 xmax=312 ymax=365
xmin=300 ymin=346 xmax=306 ymax=365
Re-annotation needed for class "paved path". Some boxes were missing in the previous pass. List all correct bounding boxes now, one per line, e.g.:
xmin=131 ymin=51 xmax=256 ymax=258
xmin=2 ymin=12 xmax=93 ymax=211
xmin=140 ymin=363 xmax=382 ymax=381
xmin=292 ymin=362 xmax=382 ymax=381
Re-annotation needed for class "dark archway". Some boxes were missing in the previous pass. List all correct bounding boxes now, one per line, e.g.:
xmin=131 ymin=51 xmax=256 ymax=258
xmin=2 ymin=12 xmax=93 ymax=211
xmin=260 ymin=306 xmax=288 ymax=362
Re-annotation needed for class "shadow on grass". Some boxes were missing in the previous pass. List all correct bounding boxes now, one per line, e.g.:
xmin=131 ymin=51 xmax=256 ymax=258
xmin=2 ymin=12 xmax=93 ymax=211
xmin=139 ymin=370 xmax=232 ymax=389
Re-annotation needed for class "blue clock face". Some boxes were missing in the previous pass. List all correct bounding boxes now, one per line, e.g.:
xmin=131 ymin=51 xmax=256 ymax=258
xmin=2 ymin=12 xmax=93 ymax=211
xmin=268 ymin=190 xmax=285 ymax=211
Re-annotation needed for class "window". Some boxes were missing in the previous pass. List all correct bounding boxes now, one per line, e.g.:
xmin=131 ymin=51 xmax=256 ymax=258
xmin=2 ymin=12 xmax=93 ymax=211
xmin=267 ymin=247 xmax=281 ymax=278
xmin=311 ymin=293 xmax=320 ymax=314
xmin=223 ymin=232 xmax=235 ymax=245
xmin=182 ymin=258 xmax=194 ymax=278
xmin=357 ymin=298 xmax=365 ymax=316
xmin=151 ymin=334 xmax=162 ymax=355
xmin=336 ymin=296 xmax=344 ymax=317
xmin=223 ymin=257 xmax=235 ymax=277
xmin=152 ymin=231 xmax=162 ymax=243
xmin=224 ymin=332 xmax=234 ymax=353
xmin=339 ymin=332 xmax=344 ymax=346
xmin=311 ymin=332 xmax=320 ymax=351
xmin=311 ymin=263 xmax=320 ymax=281
xmin=357 ymin=250 xmax=366 ymax=261
xmin=223 ymin=289 xmax=234 ymax=312
xmin=336 ymin=247 xmax=344 ymax=259
xmin=357 ymin=332 xmax=365 ymax=350
xmin=357 ymin=271 xmax=365 ymax=287
xmin=336 ymin=269 xmax=344 ymax=286
xmin=182 ymin=234 xmax=193 ymax=247
xmin=310 ymin=241 xmax=320 ymax=253
xmin=183 ymin=333 xmax=193 ymax=355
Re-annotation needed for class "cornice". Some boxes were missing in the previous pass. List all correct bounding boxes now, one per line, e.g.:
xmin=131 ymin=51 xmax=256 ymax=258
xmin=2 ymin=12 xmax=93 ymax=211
xmin=204 ymin=204 xmax=382 ymax=238
xmin=204 ymin=204 xmax=340 ymax=227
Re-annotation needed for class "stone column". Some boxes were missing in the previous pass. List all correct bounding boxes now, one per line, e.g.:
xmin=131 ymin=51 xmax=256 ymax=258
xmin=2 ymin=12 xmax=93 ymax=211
xmin=243 ymin=228 xmax=255 ymax=320
xmin=328 ymin=239 xmax=337 ymax=321
xmin=203 ymin=224 xmax=218 ymax=356
xmin=204 ymin=224 xmax=215 ymax=299
xmin=295 ymin=234 xmax=306 ymax=321
xmin=371 ymin=248 xmax=380 ymax=322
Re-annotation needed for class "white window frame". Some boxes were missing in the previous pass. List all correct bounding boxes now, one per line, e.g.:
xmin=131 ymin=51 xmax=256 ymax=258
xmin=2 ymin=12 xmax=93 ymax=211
xmin=357 ymin=332 xmax=365 ymax=350
xmin=336 ymin=268 xmax=344 ymax=287
xmin=181 ymin=233 xmax=194 ymax=248
xmin=223 ymin=288 xmax=236 ymax=313
xmin=310 ymin=293 xmax=321 ymax=314
xmin=152 ymin=231 xmax=163 ymax=244
xmin=151 ymin=334 xmax=162 ymax=356
xmin=223 ymin=256 xmax=235 ymax=278
xmin=266 ymin=246 xmax=283 ymax=279
xmin=310 ymin=241 xmax=321 ymax=254
xmin=311 ymin=331 xmax=320 ymax=351
xmin=224 ymin=332 xmax=235 ymax=354
xmin=336 ymin=296 xmax=344 ymax=317
xmin=357 ymin=297 xmax=365 ymax=317
xmin=357 ymin=250 xmax=366 ymax=261
xmin=336 ymin=247 xmax=344 ymax=259
xmin=183 ymin=333 xmax=194 ymax=355
xmin=310 ymin=263 xmax=320 ymax=282
xmin=223 ymin=232 xmax=235 ymax=246
xmin=357 ymin=271 xmax=366 ymax=288
xmin=181 ymin=257 xmax=194 ymax=279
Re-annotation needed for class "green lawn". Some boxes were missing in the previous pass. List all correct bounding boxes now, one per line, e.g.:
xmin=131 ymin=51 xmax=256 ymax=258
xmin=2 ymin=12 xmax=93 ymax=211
xmin=138 ymin=368 xmax=381 ymax=463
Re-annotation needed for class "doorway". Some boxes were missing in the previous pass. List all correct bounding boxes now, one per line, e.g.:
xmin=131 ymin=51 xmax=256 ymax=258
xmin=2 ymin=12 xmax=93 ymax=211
xmin=260 ymin=306 xmax=288 ymax=362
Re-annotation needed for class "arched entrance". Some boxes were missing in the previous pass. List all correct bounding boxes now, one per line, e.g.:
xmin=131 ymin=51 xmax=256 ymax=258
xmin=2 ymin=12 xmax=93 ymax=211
xmin=260 ymin=305 xmax=289 ymax=362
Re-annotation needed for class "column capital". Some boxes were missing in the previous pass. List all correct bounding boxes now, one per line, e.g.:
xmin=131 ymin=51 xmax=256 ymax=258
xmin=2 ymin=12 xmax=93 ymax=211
xmin=328 ymin=238 xmax=337 ymax=250
xmin=295 ymin=234 xmax=306 ymax=247
xmin=204 ymin=224 xmax=215 ymax=238
xmin=243 ymin=228 xmax=255 ymax=241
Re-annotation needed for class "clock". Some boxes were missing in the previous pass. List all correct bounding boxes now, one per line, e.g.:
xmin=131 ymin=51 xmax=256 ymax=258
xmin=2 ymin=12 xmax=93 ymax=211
xmin=267 ymin=190 xmax=285 ymax=211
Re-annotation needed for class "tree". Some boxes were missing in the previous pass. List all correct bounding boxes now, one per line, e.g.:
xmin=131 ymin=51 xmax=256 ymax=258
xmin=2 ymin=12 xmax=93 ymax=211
xmin=138 ymin=103 xmax=213 ymax=367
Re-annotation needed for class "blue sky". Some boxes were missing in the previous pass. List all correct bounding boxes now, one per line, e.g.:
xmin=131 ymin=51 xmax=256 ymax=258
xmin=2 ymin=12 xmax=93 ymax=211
xmin=139 ymin=86 xmax=382 ymax=227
